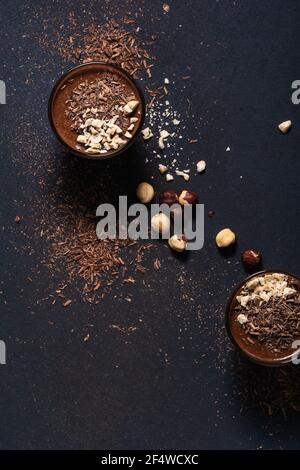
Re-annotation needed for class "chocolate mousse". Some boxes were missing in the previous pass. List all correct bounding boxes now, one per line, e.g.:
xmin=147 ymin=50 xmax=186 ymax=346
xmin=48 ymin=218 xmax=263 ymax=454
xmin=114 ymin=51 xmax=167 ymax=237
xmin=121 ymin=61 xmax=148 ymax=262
xmin=49 ymin=63 xmax=144 ymax=158
xmin=227 ymin=271 xmax=300 ymax=365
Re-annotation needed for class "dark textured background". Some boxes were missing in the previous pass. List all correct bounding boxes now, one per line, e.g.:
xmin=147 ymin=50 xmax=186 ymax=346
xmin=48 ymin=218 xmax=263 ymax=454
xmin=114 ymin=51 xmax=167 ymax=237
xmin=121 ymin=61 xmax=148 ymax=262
xmin=0 ymin=0 xmax=300 ymax=450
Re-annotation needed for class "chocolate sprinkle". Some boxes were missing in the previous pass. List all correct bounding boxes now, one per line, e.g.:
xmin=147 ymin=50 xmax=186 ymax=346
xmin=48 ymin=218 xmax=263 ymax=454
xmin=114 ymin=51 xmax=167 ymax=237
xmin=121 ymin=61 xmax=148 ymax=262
xmin=235 ymin=294 xmax=300 ymax=351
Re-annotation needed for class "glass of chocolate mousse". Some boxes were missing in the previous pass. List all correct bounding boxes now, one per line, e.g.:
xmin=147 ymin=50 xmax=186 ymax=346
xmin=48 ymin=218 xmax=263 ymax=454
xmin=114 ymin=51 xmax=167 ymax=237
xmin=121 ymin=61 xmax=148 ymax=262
xmin=226 ymin=270 xmax=300 ymax=366
xmin=48 ymin=62 xmax=145 ymax=159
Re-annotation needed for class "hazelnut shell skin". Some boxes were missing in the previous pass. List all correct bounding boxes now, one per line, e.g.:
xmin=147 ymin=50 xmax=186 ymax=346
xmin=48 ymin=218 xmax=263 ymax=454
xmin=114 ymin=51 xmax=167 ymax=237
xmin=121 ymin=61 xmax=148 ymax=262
xmin=241 ymin=249 xmax=262 ymax=268
xmin=178 ymin=190 xmax=198 ymax=206
xmin=159 ymin=190 xmax=178 ymax=206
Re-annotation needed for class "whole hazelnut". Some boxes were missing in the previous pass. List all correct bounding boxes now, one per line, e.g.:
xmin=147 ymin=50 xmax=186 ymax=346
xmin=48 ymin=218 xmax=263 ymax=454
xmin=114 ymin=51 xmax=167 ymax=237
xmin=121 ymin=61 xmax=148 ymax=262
xmin=168 ymin=234 xmax=187 ymax=252
xmin=215 ymin=228 xmax=236 ymax=248
xmin=241 ymin=249 xmax=262 ymax=268
xmin=159 ymin=189 xmax=178 ymax=206
xmin=136 ymin=182 xmax=155 ymax=203
xmin=151 ymin=213 xmax=170 ymax=235
xmin=178 ymin=190 xmax=198 ymax=206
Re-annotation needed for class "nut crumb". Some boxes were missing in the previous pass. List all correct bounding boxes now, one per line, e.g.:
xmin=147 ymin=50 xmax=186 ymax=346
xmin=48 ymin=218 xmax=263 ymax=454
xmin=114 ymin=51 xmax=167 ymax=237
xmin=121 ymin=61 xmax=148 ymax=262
xmin=142 ymin=127 xmax=153 ymax=140
xmin=278 ymin=120 xmax=292 ymax=134
xmin=123 ymin=100 xmax=139 ymax=116
xmin=176 ymin=170 xmax=190 ymax=181
xmin=196 ymin=160 xmax=206 ymax=173
xmin=160 ymin=130 xmax=169 ymax=139
xmin=158 ymin=136 xmax=165 ymax=149
xmin=237 ymin=313 xmax=248 ymax=325
xmin=158 ymin=164 xmax=168 ymax=174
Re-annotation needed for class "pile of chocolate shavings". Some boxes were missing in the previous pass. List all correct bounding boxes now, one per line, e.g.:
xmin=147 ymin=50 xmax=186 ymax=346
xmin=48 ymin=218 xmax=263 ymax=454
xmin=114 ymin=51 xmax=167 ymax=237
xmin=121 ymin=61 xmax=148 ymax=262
xmin=79 ymin=20 xmax=154 ymax=78
xmin=45 ymin=205 xmax=156 ymax=304
xmin=54 ymin=19 xmax=154 ymax=79
xmin=236 ymin=294 xmax=300 ymax=351
xmin=49 ymin=215 xmax=132 ymax=302
xmin=66 ymin=72 xmax=134 ymax=133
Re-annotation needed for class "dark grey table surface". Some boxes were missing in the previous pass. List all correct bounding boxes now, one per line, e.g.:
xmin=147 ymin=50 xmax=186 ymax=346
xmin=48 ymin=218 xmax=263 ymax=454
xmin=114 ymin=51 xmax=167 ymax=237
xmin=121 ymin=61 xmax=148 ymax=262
xmin=0 ymin=0 xmax=300 ymax=450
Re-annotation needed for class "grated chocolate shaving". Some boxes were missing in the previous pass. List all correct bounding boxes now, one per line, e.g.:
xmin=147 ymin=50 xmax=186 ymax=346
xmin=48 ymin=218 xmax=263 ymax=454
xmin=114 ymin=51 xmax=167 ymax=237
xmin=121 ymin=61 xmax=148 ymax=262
xmin=235 ymin=293 xmax=300 ymax=351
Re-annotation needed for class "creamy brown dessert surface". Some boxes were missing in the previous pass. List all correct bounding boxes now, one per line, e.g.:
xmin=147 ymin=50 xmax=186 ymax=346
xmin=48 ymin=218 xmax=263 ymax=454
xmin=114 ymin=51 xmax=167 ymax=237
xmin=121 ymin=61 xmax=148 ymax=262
xmin=51 ymin=65 xmax=142 ymax=156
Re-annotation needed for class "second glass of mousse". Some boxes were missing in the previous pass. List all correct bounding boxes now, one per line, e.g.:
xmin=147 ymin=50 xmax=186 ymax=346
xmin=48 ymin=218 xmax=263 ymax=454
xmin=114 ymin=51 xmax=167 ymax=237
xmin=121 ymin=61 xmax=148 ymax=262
xmin=49 ymin=62 xmax=145 ymax=159
xmin=226 ymin=271 xmax=300 ymax=366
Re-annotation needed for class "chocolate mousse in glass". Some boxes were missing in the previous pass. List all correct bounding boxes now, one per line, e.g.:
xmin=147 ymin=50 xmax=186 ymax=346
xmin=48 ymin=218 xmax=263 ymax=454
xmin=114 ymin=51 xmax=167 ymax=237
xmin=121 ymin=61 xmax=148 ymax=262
xmin=48 ymin=62 xmax=145 ymax=159
xmin=226 ymin=270 xmax=300 ymax=366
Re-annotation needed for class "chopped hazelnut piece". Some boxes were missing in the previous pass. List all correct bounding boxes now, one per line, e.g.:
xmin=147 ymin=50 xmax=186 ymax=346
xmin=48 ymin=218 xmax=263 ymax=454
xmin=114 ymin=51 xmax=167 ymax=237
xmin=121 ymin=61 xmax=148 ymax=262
xmin=158 ymin=130 xmax=170 ymax=150
xmin=91 ymin=119 xmax=103 ymax=129
xmin=142 ymin=127 xmax=153 ymax=140
xmin=158 ymin=164 xmax=168 ymax=174
xmin=123 ymin=100 xmax=139 ymax=116
xmin=283 ymin=287 xmax=297 ymax=297
xmin=158 ymin=131 xmax=170 ymax=150
xmin=160 ymin=130 xmax=169 ymax=139
xmin=176 ymin=170 xmax=190 ymax=181
xmin=237 ymin=313 xmax=248 ymax=325
xmin=86 ymin=147 xmax=101 ymax=154
xmin=77 ymin=135 xmax=88 ymax=144
xmin=246 ymin=278 xmax=260 ymax=290
xmin=158 ymin=136 xmax=165 ymax=149
xmin=278 ymin=120 xmax=292 ymax=134
xmin=196 ymin=160 xmax=206 ymax=173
